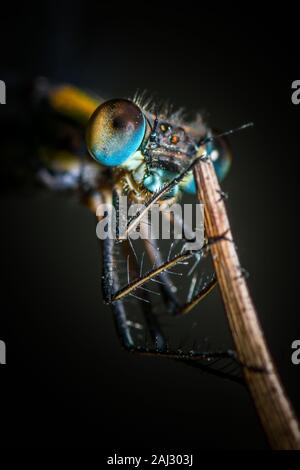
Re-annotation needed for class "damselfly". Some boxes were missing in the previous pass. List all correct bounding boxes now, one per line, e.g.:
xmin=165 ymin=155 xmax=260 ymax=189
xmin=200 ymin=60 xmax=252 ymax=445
xmin=5 ymin=78 xmax=253 ymax=381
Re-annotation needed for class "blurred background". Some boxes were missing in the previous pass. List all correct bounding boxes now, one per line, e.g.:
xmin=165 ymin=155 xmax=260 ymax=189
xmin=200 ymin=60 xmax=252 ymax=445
xmin=0 ymin=1 xmax=299 ymax=450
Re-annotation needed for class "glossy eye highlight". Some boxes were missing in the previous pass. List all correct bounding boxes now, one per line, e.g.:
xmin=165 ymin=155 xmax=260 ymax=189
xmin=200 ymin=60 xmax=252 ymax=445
xmin=86 ymin=99 xmax=146 ymax=166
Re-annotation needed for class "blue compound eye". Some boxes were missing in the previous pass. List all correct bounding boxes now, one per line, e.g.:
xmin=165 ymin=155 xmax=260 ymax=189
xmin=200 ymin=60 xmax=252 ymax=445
xmin=206 ymin=134 xmax=232 ymax=181
xmin=86 ymin=99 xmax=146 ymax=166
xmin=182 ymin=133 xmax=232 ymax=194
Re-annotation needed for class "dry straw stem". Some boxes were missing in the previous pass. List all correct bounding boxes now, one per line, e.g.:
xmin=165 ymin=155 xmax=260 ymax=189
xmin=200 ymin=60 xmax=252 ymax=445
xmin=193 ymin=159 xmax=300 ymax=450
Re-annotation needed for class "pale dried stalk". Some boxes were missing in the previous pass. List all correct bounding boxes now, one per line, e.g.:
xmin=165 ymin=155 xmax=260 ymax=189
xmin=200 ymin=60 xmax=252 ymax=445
xmin=193 ymin=160 xmax=300 ymax=450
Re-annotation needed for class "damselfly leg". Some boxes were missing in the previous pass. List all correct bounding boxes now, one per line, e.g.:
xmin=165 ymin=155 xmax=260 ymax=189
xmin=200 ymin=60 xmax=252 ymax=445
xmin=95 ymin=181 xmax=242 ymax=381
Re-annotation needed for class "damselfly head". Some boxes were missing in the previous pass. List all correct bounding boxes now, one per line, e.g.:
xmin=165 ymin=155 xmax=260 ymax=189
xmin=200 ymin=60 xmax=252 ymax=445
xmin=86 ymin=97 xmax=200 ymax=168
xmin=86 ymin=97 xmax=245 ymax=196
xmin=142 ymin=116 xmax=198 ymax=173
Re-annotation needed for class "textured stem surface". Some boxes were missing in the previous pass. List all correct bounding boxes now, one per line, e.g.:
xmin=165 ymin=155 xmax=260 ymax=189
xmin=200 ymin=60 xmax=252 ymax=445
xmin=193 ymin=160 xmax=300 ymax=450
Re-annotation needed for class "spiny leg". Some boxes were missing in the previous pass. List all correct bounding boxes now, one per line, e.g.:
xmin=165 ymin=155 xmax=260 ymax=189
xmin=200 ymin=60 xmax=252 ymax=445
xmin=110 ymin=250 xmax=195 ymax=303
xmin=141 ymin=232 xmax=217 ymax=316
xmin=119 ymin=208 xmax=221 ymax=316
xmin=173 ymin=231 xmax=234 ymax=314
xmin=109 ymin=237 xmax=224 ymax=310
xmin=159 ymin=208 xmax=218 ymax=315
xmin=97 ymin=172 xmax=237 ymax=370
xmin=101 ymin=214 xmax=245 ymax=381
xmin=85 ymin=189 xmax=236 ymax=376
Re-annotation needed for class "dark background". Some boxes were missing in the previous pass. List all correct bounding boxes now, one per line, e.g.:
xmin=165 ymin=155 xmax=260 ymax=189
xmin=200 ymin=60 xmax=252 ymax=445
xmin=0 ymin=1 xmax=299 ymax=451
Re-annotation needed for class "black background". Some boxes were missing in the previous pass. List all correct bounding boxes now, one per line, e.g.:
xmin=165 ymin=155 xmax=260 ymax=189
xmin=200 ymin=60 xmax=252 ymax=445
xmin=0 ymin=1 xmax=299 ymax=451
